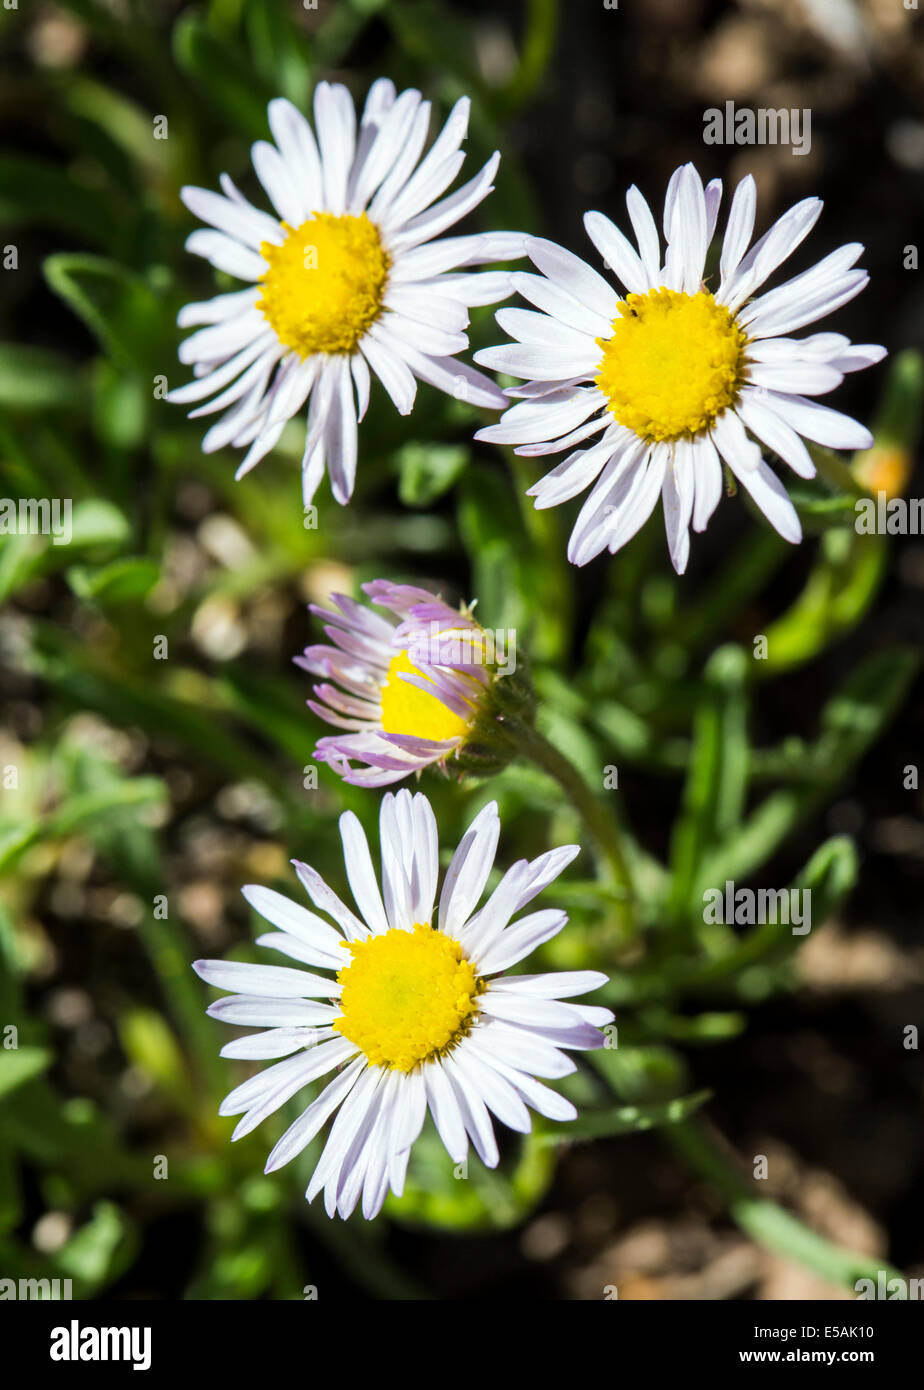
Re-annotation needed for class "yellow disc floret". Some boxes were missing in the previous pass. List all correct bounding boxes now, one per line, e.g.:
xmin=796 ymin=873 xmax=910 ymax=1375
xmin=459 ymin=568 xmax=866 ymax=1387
xmin=257 ymin=212 xmax=390 ymax=357
xmin=334 ymin=924 xmax=483 ymax=1071
xmin=595 ymin=288 xmax=748 ymax=442
xmin=379 ymin=649 xmax=471 ymax=743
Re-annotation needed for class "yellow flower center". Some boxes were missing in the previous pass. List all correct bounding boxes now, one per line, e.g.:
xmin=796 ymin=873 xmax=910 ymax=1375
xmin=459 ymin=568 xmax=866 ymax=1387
xmin=379 ymin=649 xmax=471 ymax=743
xmin=334 ymin=924 xmax=483 ymax=1071
xmin=595 ymin=288 xmax=748 ymax=442
xmin=257 ymin=212 xmax=390 ymax=357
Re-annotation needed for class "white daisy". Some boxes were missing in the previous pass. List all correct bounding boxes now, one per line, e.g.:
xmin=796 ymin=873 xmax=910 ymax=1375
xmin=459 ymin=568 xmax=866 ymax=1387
xmin=169 ymin=80 xmax=521 ymax=506
xmin=474 ymin=163 xmax=886 ymax=572
xmin=193 ymin=790 xmax=612 ymax=1220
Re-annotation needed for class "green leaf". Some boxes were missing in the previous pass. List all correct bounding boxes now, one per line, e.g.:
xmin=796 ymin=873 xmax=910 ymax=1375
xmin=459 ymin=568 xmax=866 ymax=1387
xmin=538 ymin=1089 xmax=713 ymax=1143
xmin=43 ymin=254 xmax=170 ymax=372
xmin=173 ymin=14 xmax=276 ymax=138
xmin=67 ymin=557 xmax=160 ymax=604
xmin=0 ymin=155 xmax=116 ymax=247
xmin=0 ymin=345 xmax=85 ymax=412
xmin=0 ymin=1048 xmax=51 ymax=1101
xmin=397 ymin=443 xmax=468 ymax=507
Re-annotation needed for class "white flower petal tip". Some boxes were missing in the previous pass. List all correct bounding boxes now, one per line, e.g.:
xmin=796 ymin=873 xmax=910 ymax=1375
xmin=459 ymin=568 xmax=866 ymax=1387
xmin=479 ymin=164 xmax=882 ymax=570
xmin=194 ymin=790 xmax=609 ymax=1219
xmin=172 ymin=83 xmax=522 ymax=506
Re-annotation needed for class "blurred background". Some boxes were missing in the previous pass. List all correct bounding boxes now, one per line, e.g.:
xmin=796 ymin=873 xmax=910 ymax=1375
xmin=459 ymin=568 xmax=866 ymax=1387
xmin=0 ymin=0 xmax=922 ymax=1300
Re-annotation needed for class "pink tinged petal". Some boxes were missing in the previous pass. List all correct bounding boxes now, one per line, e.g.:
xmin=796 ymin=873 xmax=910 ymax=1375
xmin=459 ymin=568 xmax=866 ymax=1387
xmin=729 ymin=457 xmax=802 ymax=544
xmin=181 ymin=184 xmax=283 ymax=250
xmin=661 ymin=448 xmax=695 ymax=575
xmin=291 ymin=859 xmax=369 ymax=941
xmin=711 ymin=407 xmax=763 ymax=473
xmin=438 ymin=801 xmax=501 ymax=936
xmin=451 ymin=1042 xmax=532 ymax=1132
xmin=625 ymin=184 xmax=661 ymax=287
xmin=526 ymin=235 xmax=622 ymax=319
xmin=424 ymin=1060 xmax=469 ymax=1164
xmin=241 ymin=884 xmax=347 ymax=963
xmin=583 ymin=210 xmax=648 ymax=295
xmin=691 ymin=435 xmax=724 ymax=532
xmin=265 ymin=1055 xmax=366 ymax=1174
xmin=184 ymin=229 xmax=268 ymax=280
xmin=757 ymin=391 xmax=873 ymax=451
xmin=193 ymin=958 xmax=339 ymax=999
xmin=475 ymin=908 xmax=568 ymax=975
xmin=719 ymin=174 xmax=757 ymax=285
xmin=442 ymin=1052 xmax=499 ymax=1168
xmin=736 ymin=391 xmax=816 ymax=478
xmin=338 ymin=811 xmax=389 ymax=935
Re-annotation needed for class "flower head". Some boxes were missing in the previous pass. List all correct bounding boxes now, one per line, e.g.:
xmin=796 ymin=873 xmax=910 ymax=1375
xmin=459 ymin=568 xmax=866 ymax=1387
xmin=475 ymin=163 xmax=886 ymax=572
xmin=297 ymin=579 xmax=531 ymax=787
xmin=170 ymin=81 xmax=522 ymax=506
xmin=194 ymin=791 xmax=611 ymax=1220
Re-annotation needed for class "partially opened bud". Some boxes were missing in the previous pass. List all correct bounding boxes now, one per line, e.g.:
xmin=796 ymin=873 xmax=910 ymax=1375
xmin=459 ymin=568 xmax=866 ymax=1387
xmin=297 ymin=579 xmax=533 ymax=787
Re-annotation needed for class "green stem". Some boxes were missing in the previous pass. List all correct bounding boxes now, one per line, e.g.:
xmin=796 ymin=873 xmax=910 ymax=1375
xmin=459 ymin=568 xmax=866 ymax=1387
xmin=512 ymin=720 xmax=635 ymax=897
xmin=666 ymin=1117 xmax=905 ymax=1293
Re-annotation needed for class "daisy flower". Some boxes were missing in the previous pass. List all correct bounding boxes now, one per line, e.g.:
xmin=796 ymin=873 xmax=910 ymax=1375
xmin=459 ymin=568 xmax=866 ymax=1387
xmin=297 ymin=578 xmax=529 ymax=788
xmin=169 ymin=80 xmax=521 ymax=506
xmin=193 ymin=791 xmax=611 ymax=1220
xmin=474 ymin=163 xmax=886 ymax=572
